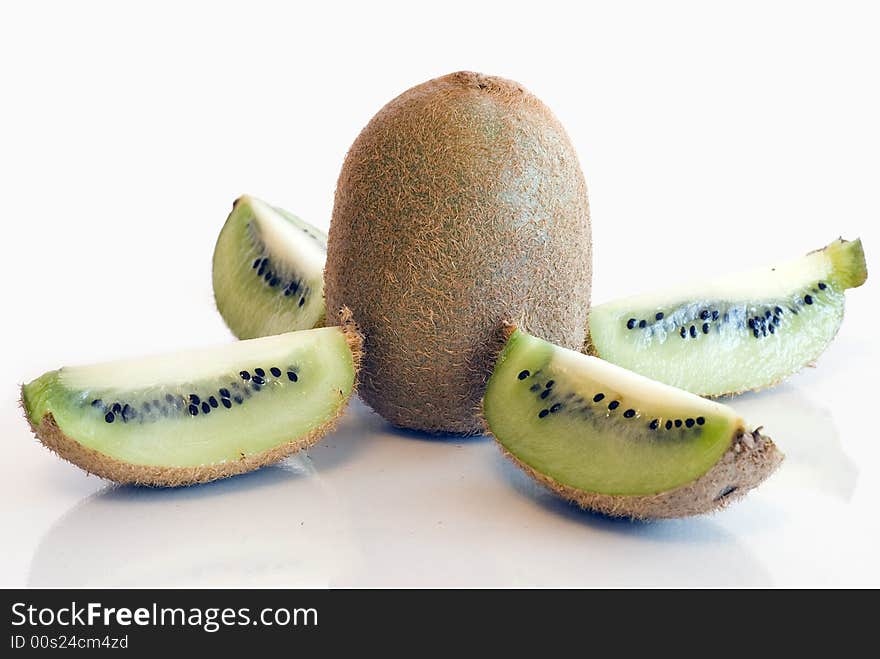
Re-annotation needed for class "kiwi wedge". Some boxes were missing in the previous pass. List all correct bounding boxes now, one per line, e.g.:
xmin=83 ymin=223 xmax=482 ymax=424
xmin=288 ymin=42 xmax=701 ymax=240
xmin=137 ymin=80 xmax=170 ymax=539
xmin=213 ymin=194 xmax=327 ymax=339
xmin=588 ymin=238 xmax=867 ymax=396
xmin=483 ymin=328 xmax=783 ymax=519
xmin=21 ymin=318 xmax=361 ymax=487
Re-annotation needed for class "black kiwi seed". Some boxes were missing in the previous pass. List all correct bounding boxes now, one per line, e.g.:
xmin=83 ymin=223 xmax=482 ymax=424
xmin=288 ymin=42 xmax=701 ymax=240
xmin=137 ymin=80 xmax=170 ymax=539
xmin=818 ymin=282 xmax=827 ymax=290
xmin=270 ymin=277 xmax=280 ymax=287
xmin=540 ymin=389 xmax=551 ymax=399
xmin=189 ymin=394 xmax=200 ymax=405
xmin=655 ymin=312 xmax=664 ymax=321
xmin=201 ymin=402 xmax=210 ymax=414
xmin=690 ymin=325 xmax=697 ymax=338
xmin=105 ymin=412 xmax=115 ymax=423
xmin=700 ymin=310 xmax=710 ymax=320
xmin=774 ymin=306 xmax=783 ymax=315
xmin=233 ymin=395 xmax=244 ymax=404
xmin=209 ymin=396 xmax=218 ymax=408
xmin=221 ymin=398 xmax=232 ymax=409
xmin=550 ymin=403 xmax=562 ymax=413
xmin=538 ymin=409 xmax=549 ymax=418
xmin=675 ymin=419 xmax=682 ymax=428
xmin=638 ymin=320 xmax=647 ymax=329
xmin=702 ymin=323 xmax=709 ymax=334
xmin=680 ymin=327 xmax=686 ymax=338
xmin=623 ymin=409 xmax=636 ymax=418
xmin=765 ymin=310 xmax=772 ymax=319
xmin=748 ymin=318 xmax=755 ymax=329
xmin=112 ymin=403 xmax=122 ymax=414
xmin=517 ymin=370 xmax=530 ymax=380
xmin=608 ymin=401 xmax=620 ymax=410
xmin=545 ymin=380 xmax=555 ymax=388
xmin=240 ymin=371 xmax=251 ymax=381
xmin=252 ymin=258 xmax=261 ymax=269
xmin=298 ymin=298 xmax=306 ymax=307
xmin=284 ymin=289 xmax=293 ymax=297
xmin=769 ymin=324 xmax=775 ymax=334
xmin=254 ymin=368 xmax=265 ymax=377
xmin=685 ymin=418 xmax=695 ymax=428
xmin=252 ymin=376 xmax=265 ymax=385
xmin=723 ymin=312 xmax=730 ymax=322
xmin=252 ymin=383 xmax=262 ymax=392
xmin=593 ymin=392 xmax=605 ymax=402
xmin=219 ymin=388 xmax=230 ymax=398
xmin=712 ymin=310 xmax=719 ymax=320
xmin=627 ymin=318 xmax=637 ymax=329
xmin=773 ymin=315 xmax=780 ymax=325
xmin=122 ymin=404 xmax=133 ymax=421
xmin=91 ymin=399 xmax=103 ymax=408
xmin=753 ymin=328 xmax=760 ymax=338
xmin=188 ymin=404 xmax=198 ymax=416
xmin=270 ymin=367 xmax=282 ymax=377
xmin=804 ymin=294 xmax=813 ymax=305
xmin=649 ymin=419 xmax=659 ymax=430
xmin=264 ymin=271 xmax=273 ymax=282
xmin=696 ymin=416 xmax=705 ymax=425
xmin=257 ymin=262 xmax=267 ymax=276
xmin=665 ymin=420 xmax=673 ymax=430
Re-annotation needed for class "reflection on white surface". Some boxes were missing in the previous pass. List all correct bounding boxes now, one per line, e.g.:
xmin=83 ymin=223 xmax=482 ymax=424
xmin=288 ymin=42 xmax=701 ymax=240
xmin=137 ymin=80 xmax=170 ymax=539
xmin=26 ymin=399 xmax=826 ymax=587
xmin=729 ymin=386 xmax=856 ymax=501
xmin=29 ymin=459 xmax=362 ymax=587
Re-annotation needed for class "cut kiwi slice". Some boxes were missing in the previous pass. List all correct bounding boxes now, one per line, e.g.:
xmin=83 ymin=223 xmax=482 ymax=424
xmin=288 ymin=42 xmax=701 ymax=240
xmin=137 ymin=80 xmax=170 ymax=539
xmin=213 ymin=194 xmax=327 ymax=339
xmin=21 ymin=317 xmax=361 ymax=487
xmin=588 ymin=238 xmax=867 ymax=396
xmin=483 ymin=328 xmax=783 ymax=519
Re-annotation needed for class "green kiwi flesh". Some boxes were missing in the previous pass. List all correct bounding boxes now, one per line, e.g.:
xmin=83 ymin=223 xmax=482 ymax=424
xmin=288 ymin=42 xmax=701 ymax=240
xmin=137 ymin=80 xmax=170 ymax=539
xmin=213 ymin=194 xmax=327 ymax=339
xmin=588 ymin=238 xmax=867 ymax=396
xmin=483 ymin=328 xmax=783 ymax=519
xmin=21 ymin=321 xmax=361 ymax=487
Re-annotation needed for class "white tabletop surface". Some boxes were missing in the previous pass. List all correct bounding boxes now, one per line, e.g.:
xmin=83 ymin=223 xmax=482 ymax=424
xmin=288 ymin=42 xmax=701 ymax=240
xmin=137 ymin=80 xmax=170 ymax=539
xmin=2 ymin=363 xmax=878 ymax=588
xmin=2 ymin=1 xmax=878 ymax=587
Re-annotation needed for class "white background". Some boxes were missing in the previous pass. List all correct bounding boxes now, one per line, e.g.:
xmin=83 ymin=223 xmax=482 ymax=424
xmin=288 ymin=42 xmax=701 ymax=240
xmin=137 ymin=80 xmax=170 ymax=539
xmin=1 ymin=1 xmax=878 ymax=586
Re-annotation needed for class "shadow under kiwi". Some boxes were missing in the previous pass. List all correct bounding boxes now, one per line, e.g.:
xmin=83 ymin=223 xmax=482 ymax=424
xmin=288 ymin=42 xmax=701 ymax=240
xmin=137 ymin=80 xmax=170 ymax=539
xmin=489 ymin=450 xmax=773 ymax=586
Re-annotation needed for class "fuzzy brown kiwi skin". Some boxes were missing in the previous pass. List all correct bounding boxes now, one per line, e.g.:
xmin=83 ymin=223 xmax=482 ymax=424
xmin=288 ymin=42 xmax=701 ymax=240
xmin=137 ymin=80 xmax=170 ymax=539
xmin=326 ymin=70 xmax=592 ymax=435
xmin=482 ymin=324 xmax=784 ymax=520
xmin=20 ymin=310 xmax=363 ymax=488
xmin=495 ymin=429 xmax=783 ymax=520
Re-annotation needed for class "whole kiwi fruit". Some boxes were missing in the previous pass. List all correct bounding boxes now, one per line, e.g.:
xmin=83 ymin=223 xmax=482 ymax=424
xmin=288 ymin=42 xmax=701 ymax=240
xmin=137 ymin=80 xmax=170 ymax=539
xmin=325 ymin=71 xmax=591 ymax=434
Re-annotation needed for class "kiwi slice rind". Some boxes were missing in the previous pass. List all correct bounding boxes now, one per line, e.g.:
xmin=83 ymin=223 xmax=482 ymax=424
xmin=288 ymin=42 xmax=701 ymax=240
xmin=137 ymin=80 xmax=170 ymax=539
xmin=483 ymin=327 xmax=783 ymax=519
xmin=213 ymin=194 xmax=327 ymax=340
xmin=587 ymin=238 xmax=867 ymax=397
xmin=21 ymin=311 xmax=362 ymax=487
